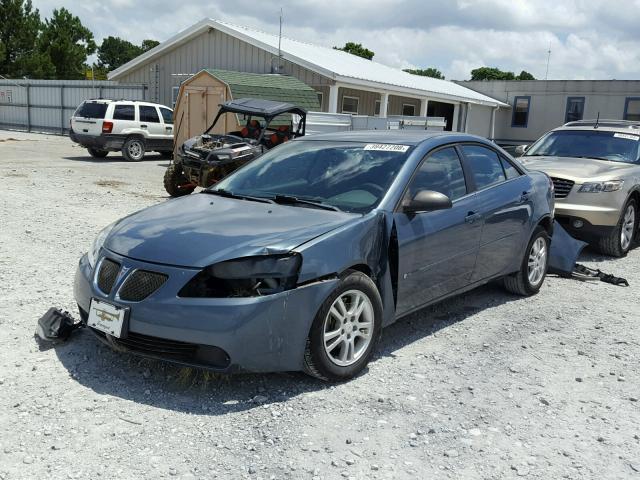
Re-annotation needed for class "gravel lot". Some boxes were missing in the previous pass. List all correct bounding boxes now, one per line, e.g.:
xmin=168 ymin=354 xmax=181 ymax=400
xmin=1 ymin=131 xmax=639 ymax=480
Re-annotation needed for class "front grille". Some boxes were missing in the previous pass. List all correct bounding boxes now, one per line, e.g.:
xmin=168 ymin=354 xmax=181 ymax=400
xmin=551 ymin=177 xmax=575 ymax=198
xmin=118 ymin=270 xmax=168 ymax=301
xmin=97 ymin=259 xmax=120 ymax=294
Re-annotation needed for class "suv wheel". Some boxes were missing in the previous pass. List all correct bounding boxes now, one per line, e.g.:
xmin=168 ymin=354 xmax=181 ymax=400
xmin=122 ymin=137 xmax=145 ymax=162
xmin=598 ymin=199 xmax=636 ymax=257
xmin=87 ymin=148 xmax=108 ymax=158
xmin=503 ymin=226 xmax=549 ymax=296
xmin=303 ymin=270 xmax=382 ymax=382
xmin=164 ymin=163 xmax=195 ymax=197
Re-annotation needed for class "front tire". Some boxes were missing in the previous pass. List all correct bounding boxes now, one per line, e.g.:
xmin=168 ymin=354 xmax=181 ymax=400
xmin=303 ymin=270 xmax=382 ymax=382
xmin=503 ymin=226 xmax=550 ymax=296
xmin=597 ymin=199 xmax=636 ymax=257
xmin=164 ymin=163 xmax=195 ymax=197
xmin=87 ymin=148 xmax=108 ymax=158
xmin=122 ymin=137 xmax=145 ymax=162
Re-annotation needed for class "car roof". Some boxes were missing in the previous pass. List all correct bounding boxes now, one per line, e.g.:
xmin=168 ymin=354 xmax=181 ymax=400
xmin=556 ymin=119 xmax=640 ymax=133
xmin=296 ymin=130 xmax=485 ymax=146
xmin=81 ymin=99 xmax=170 ymax=108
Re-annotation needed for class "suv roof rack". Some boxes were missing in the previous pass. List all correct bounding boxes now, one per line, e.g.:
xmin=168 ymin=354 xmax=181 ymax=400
xmin=564 ymin=119 xmax=640 ymax=129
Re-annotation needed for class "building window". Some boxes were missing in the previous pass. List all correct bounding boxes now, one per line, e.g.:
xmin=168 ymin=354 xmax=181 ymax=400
xmin=402 ymin=104 xmax=416 ymax=116
xmin=375 ymin=99 xmax=381 ymax=116
xmin=511 ymin=96 xmax=530 ymax=128
xmin=342 ymin=96 xmax=359 ymax=114
xmin=171 ymin=86 xmax=180 ymax=108
xmin=565 ymin=97 xmax=585 ymax=123
xmin=624 ymin=97 xmax=640 ymax=121
xmin=316 ymin=92 xmax=323 ymax=110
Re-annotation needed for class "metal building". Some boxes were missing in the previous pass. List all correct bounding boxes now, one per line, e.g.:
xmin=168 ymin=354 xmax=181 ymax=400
xmin=0 ymin=79 xmax=147 ymax=134
xmin=108 ymin=18 xmax=507 ymax=136
xmin=459 ymin=79 xmax=640 ymax=145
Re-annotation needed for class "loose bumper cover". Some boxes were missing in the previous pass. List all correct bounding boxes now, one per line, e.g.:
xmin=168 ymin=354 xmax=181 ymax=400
xmin=74 ymin=251 xmax=338 ymax=373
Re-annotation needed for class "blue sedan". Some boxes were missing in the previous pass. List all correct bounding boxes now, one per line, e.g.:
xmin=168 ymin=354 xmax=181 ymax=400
xmin=74 ymin=131 xmax=554 ymax=381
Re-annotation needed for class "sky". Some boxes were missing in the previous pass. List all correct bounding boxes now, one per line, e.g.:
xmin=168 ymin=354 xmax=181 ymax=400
xmin=32 ymin=0 xmax=640 ymax=80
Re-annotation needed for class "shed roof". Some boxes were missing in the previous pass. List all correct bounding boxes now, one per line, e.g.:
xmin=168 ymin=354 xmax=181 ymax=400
xmin=204 ymin=69 xmax=320 ymax=111
xmin=109 ymin=18 xmax=507 ymax=107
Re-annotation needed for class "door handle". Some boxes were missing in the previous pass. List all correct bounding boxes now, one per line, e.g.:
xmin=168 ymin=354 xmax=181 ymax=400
xmin=140 ymin=124 xmax=147 ymax=128
xmin=465 ymin=211 xmax=481 ymax=224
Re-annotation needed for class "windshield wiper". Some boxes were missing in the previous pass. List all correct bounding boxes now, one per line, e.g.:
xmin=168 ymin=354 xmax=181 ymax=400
xmin=272 ymin=194 xmax=342 ymax=212
xmin=201 ymin=188 xmax=274 ymax=204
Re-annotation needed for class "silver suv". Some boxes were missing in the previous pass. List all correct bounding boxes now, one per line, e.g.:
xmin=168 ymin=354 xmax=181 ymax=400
xmin=520 ymin=120 xmax=640 ymax=257
xmin=70 ymin=99 xmax=174 ymax=161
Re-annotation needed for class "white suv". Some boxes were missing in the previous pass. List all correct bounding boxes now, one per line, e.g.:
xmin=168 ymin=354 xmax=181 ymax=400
xmin=70 ymin=99 xmax=174 ymax=161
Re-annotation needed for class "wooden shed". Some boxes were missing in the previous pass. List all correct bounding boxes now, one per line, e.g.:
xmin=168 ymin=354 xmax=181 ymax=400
xmin=172 ymin=69 xmax=320 ymax=150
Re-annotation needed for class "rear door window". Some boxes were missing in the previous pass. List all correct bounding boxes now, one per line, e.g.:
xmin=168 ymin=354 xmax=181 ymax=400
xmin=500 ymin=156 xmax=521 ymax=179
xmin=140 ymin=105 xmax=160 ymax=123
xmin=75 ymin=102 xmax=108 ymax=119
xmin=160 ymin=107 xmax=173 ymax=124
xmin=113 ymin=105 xmax=135 ymax=121
xmin=461 ymin=144 xmax=507 ymax=190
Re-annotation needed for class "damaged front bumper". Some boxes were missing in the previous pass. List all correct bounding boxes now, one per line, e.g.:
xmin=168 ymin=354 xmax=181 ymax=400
xmin=74 ymin=252 xmax=338 ymax=373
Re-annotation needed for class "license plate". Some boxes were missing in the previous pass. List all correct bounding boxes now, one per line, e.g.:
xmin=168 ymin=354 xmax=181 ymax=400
xmin=87 ymin=298 xmax=127 ymax=338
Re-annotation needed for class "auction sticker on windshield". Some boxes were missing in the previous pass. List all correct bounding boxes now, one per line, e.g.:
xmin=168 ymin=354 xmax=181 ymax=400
xmin=88 ymin=298 xmax=127 ymax=338
xmin=614 ymin=133 xmax=640 ymax=141
xmin=364 ymin=144 xmax=410 ymax=152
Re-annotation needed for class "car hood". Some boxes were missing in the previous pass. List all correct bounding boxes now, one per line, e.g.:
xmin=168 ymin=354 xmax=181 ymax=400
xmin=519 ymin=155 xmax=637 ymax=180
xmin=105 ymin=193 xmax=358 ymax=268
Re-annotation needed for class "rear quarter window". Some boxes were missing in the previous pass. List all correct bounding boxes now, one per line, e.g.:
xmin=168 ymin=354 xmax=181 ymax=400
xmin=75 ymin=102 xmax=108 ymax=119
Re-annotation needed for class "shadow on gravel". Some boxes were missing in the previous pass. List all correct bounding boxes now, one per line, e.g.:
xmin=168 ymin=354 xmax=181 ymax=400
xmin=63 ymin=154 xmax=166 ymax=163
xmin=49 ymin=247 xmax=624 ymax=415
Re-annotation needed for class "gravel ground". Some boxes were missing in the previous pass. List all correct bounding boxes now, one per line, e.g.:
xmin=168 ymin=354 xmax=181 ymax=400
xmin=0 ymin=131 xmax=639 ymax=480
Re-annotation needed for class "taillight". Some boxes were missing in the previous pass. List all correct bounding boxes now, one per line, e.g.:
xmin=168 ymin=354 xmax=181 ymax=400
xmin=102 ymin=121 xmax=113 ymax=134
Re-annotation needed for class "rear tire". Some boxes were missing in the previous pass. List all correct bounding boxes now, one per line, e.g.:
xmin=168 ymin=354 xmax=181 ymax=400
xmin=597 ymin=199 xmax=636 ymax=257
xmin=164 ymin=163 xmax=195 ymax=197
xmin=303 ymin=270 xmax=382 ymax=382
xmin=122 ymin=137 xmax=145 ymax=162
xmin=503 ymin=226 xmax=549 ymax=296
xmin=87 ymin=148 xmax=108 ymax=158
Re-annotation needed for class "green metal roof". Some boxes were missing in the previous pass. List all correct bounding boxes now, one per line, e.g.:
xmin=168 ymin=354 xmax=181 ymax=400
xmin=203 ymin=69 xmax=320 ymax=111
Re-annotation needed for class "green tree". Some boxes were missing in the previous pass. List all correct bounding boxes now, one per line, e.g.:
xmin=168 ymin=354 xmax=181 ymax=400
xmin=0 ymin=0 xmax=46 ymax=77
xmin=333 ymin=42 xmax=374 ymax=60
xmin=470 ymin=66 xmax=536 ymax=81
xmin=470 ymin=67 xmax=515 ymax=80
xmin=38 ymin=8 xmax=96 ymax=79
xmin=97 ymin=36 xmax=141 ymax=70
xmin=141 ymin=39 xmax=159 ymax=52
xmin=516 ymin=70 xmax=535 ymax=80
xmin=403 ymin=67 xmax=445 ymax=79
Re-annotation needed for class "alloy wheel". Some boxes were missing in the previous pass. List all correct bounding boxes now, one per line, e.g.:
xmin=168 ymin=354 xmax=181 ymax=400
xmin=527 ymin=237 xmax=547 ymax=286
xmin=323 ymin=290 xmax=374 ymax=367
xmin=620 ymin=204 xmax=635 ymax=251
xmin=128 ymin=141 xmax=143 ymax=160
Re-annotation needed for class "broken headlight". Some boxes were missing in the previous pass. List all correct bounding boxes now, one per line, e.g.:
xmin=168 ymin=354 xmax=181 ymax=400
xmin=87 ymin=222 xmax=116 ymax=270
xmin=178 ymin=253 xmax=302 ymax=298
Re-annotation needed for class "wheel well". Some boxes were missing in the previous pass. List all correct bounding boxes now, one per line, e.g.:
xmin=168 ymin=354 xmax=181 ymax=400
xmin=125 ymin=134 xmax=145 ymax=144
xmin=538 ymin=216 xmax=553 ymax=235
xmin=629 ymin=190 xmax=640 ymax=208
xmin=345 ymin=264 xmax=373 ymax=278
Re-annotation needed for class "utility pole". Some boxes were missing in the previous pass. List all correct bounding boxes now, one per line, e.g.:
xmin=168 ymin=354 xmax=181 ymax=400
xmin=545 ymin=42 xmax=551 ymax=80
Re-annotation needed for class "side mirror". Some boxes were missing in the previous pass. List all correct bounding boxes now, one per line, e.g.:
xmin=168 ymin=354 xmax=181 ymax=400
xmin=514 ymin=144 xmax=529 ymax=156
xmin=403 ymin=190 xmax=452 ymax=214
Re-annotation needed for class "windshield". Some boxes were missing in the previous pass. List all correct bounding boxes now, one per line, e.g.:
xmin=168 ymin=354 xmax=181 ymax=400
xmin=213 ymin=140 xmax=413 ymax=213
xmin=525 ymin=129 xmax=640 ymax=164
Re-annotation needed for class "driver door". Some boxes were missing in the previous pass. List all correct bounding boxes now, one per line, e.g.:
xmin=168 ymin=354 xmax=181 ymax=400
xmin=394 ymin=146 xmax=481 ymax=315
